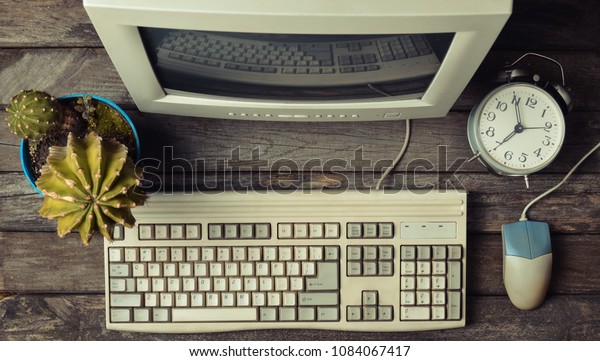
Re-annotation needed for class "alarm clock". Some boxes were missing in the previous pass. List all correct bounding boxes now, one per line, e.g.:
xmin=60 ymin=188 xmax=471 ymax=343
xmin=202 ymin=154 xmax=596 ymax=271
xmin=467 ymin=53 xmax=573 ymax=187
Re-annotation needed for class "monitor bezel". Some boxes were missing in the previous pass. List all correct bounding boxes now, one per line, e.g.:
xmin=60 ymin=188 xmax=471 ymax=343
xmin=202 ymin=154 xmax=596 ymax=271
xmin=84 ymin=0 xmax=512 ymax=121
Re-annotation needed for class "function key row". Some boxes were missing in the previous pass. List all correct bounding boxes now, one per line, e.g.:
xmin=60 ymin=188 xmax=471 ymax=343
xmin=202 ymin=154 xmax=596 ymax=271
xmin=209 ymin=223 xmax=270 ymax=240
xmin=277 ymin=223 xmax=340 ymax=239
xmin=138 ymin=224 xmax=201 ymax=241
xmin=128 ymin=222 xmax=415 ymax=241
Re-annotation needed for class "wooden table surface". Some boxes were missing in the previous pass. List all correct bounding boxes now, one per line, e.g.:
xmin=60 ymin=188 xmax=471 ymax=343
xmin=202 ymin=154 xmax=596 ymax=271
xmin=1 ymin=0 xmax=599 ymax=341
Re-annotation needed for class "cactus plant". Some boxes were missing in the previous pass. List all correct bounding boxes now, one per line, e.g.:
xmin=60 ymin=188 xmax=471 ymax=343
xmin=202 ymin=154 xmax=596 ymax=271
xmin=36 ymin=132 xmax=147 ymax=244
xmin=6 ymin=90 xmax=59 ymax=140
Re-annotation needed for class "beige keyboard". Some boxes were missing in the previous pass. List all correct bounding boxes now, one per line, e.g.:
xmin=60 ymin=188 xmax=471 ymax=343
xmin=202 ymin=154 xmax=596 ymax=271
xmin=104 ymin=189 xmax=467 ymax=332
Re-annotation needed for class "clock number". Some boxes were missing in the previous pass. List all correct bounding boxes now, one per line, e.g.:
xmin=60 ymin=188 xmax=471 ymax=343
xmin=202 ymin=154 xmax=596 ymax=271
xmin=518 ymin=153 xmax=528 ymax=163
xmin=485 ymin=127 xmax=495 ymax=137
xmin=504 ymin=151 xmax=513 ymax=160
xmin=496 ymin=101 xmax=508 ymax=112
xmin=541 ymin=106 xmax=549 ymax=118
xmin=534 ymin=148 xmax=542 ymax=158
xmin=486 ymin=112 xmax=496 ymax=121
xmin=526 ymin=97 xmax=537 ymax=109
xmin=544 ymin=122 xmax=553 ymax=132
xmin=542 ymin=135 xmax=552 ymax=146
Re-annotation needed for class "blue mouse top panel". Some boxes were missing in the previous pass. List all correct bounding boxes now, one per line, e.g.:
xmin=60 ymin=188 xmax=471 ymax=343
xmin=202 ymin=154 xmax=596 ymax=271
xmin=502 ymin=221 xmax=551 ymax=259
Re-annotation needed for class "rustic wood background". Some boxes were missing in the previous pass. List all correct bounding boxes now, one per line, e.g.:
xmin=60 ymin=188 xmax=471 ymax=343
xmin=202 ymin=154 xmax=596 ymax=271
xmin=1 ymin=0 xmax=599 ymax=340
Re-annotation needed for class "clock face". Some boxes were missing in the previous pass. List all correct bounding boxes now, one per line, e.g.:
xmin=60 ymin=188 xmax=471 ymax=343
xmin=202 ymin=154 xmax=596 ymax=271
xmin=468 ymin=82 xmax=566 ymax=175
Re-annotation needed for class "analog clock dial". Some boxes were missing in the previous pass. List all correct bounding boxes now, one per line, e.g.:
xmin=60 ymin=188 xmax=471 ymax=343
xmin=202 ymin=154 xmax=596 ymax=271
xmin=474 ymin=83 xmax=565 ymax=174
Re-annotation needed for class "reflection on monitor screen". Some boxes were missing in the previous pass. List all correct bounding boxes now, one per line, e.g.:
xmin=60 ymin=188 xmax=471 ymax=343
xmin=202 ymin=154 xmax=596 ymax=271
xmin=141 ymin=29 xmax=454 ymax=101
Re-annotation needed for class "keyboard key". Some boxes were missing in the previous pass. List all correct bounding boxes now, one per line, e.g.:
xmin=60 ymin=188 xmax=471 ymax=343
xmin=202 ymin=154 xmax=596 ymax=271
xmin=172 ymin=307 xmax=257 ymax=322
xmin=294 ymin=223 xmax=308 ymax=238
xmin=324 ymin=223 xmax=340 ymax=239
xmin=138 ymin=224 xmax=153 ymax=240
xmin=278 ymin=223 xmax=293 ymax=239
xmin=240 ymin=224 xmax=254 ymax=239
xmin=298 ymin=292 xmax=338 ymax=306
xmin=133 ymin=308 xmax=151 ymax=322
xmin=111 ymin=309 xmax=131 ymax=322
xmin=155 ymin=225 xmax=169 ymax=240
xmin=317 ymin=307 xmax=339 ymax=321
xmin=109 ymin=248 xmax=123 ymax=262
xmin=309 ymin=223 xmax=324 ymax=238
xmin=347 ymin=223 xmax=362 ymax=238
xmin=279 ymin=307 xmax=296 ymax=321
xmin=255 ymin=224 xmax=271 ymax=239
xmin=447 ymin=261 xmax=462 ymax=290
xmin=109 ymin=263 xmax=130 ymax=277
xmin=208 ymin=224 xmax=223 ymax=239
xmin=378 ymin=306 xmax=393 ymax=321
xmin=169 ymin=224 xmax=184 ymax=239
xmin=401 ymin=306 xmax=430 ymax=320
xmin=378 ymin=223 xmax=394 ymax=238
xmin=306 ymin=262 xmax=338 ymax=291
xmin=185 ymin=224 xmax=201 ymax=240
xmin=110 ymin=294 xmax=142 ymax=307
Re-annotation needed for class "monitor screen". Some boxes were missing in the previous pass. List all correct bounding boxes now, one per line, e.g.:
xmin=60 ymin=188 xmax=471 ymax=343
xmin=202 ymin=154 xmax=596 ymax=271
xmin=140 ymin=28 xmax=454 ymax=102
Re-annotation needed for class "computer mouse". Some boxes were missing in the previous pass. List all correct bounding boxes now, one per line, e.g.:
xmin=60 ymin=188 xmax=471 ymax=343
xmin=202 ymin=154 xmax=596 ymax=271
xmin=501 ymin=220 xmax=552 ymax=310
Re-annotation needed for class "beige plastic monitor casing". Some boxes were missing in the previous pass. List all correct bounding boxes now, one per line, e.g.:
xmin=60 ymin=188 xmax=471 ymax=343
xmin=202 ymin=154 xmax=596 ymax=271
xmin=84 ymin=0 xmax=512 ymax=121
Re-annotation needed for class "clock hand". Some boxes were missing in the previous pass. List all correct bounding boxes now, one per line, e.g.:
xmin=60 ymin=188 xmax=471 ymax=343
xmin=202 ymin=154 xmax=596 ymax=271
xmin=522 ymin=126 xmax=550 ymax=130
xmin=514 ymin=101 xmax=523 ymax=125
xmin=493 ymin=130 xmax=517 ymax=150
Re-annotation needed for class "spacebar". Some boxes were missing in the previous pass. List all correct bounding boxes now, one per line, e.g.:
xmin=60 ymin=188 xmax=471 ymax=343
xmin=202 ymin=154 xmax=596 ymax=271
xmin=172 ymin=308 xmax=258 ymax=322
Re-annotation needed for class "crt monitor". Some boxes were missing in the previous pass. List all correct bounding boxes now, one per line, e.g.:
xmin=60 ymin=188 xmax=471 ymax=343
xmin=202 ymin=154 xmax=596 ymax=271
xmin=84 ymin=0 xmax=512 ymax=121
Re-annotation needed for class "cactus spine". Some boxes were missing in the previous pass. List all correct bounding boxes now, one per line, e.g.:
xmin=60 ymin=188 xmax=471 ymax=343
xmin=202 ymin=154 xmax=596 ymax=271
xmin=6 ymin=90 xmax=59 ymax=140
xmin=36 ymin=132 xmax=147 ymax=244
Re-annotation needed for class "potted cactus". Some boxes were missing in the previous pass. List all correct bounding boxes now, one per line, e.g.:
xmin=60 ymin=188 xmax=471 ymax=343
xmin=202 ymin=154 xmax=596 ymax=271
xmin=5 ymin=90 xmax=146 ymax=244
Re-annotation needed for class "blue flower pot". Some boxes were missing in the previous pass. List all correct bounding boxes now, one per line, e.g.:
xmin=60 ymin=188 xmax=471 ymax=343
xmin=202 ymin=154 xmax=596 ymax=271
xmin=20 ymin=94 xmax=141 ymax=195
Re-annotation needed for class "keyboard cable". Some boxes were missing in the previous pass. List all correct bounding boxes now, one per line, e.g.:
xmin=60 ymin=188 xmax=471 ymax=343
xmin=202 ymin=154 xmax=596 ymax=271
xmin=375 ymin=117 xmax=411 ymax=191
xmin=368 ymin=84 xmax=412 ymax=191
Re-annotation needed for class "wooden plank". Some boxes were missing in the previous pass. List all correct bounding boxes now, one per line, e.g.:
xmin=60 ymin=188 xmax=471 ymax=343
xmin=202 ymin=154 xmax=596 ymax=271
xmin=0 ymin=0 xmax=101 ymax=48
xmin=1 ymin=0 xmax=598 ymax=52
xmin=495 ymin=0 xmax=600 ymax=51
xmin=0 ymin=232 xmax=103 ymax=293
xmin=0 ymin=294 xmax=599 ymax=340
xmin=2 ymin=109 xmax=599 ymax=173
xmin=1 ymin=231 xmax=598 ymax=294
xmin=1 ymin=170 xmax=599 ymax=233
xmin=0 ymin=49 xmax=132 ymax=106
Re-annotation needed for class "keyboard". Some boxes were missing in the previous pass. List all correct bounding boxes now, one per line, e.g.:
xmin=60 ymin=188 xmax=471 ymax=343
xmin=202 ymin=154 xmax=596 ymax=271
xmin=105 ymin=189 xmax=466 ymax=332
xmin=155 ymin=31 xmax=440 ymax=87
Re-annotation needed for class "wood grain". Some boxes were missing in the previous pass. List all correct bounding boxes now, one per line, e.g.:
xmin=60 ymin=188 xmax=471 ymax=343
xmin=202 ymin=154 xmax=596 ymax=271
xmin=0 ymin=0 xmax=101 ymax=48
xmin=1 ymin=0 xmax=598 ymax=52
xmin=1 ymin=294 xmax=599 ymax=340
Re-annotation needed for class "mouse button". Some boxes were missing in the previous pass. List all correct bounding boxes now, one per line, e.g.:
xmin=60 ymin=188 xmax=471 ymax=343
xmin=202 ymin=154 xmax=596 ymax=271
xmin=527 ymin=221 xmax=552 ymax=258
xmin=502 ymin=222 xmax=532 ymax=258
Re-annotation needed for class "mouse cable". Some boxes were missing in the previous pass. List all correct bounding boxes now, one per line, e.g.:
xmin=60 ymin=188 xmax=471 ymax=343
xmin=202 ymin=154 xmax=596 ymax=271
xmin=520 ymin=140 xmax=600 ymax=221
xmin=375 ymin=118 xmax=411 ymax=191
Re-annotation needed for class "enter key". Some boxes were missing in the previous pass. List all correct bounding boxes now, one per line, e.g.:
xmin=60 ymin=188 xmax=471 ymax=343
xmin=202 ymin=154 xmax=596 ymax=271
xmin=306 ymin=262 xmax=339 ymax=291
